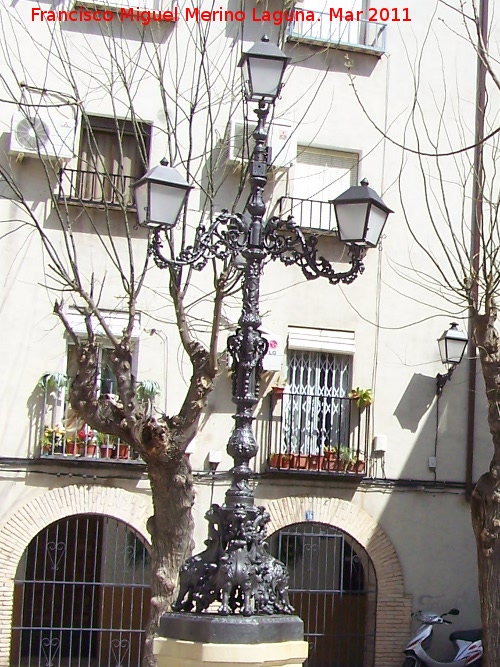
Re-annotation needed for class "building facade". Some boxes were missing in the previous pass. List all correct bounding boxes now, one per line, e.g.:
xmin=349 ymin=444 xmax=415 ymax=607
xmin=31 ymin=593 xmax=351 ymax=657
xmin=0 ymin=1 xmax=493 ymax=666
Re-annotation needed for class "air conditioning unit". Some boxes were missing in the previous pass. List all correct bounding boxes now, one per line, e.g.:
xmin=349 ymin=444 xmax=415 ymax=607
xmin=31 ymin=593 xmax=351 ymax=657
xmin=227 ymin=119 xmax=296 ymax=170
xmin=10 ymin=108 xmax=77 ymax=161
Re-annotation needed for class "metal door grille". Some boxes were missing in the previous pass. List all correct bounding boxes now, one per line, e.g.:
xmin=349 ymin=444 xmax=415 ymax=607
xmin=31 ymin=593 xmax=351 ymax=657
xmin=10 ymin=515 xmax=151 ymax=667
xmin=269 ymin=522 xmax=376 ymax=667
xmin=285 ymin=350 xmax=352 ymax=455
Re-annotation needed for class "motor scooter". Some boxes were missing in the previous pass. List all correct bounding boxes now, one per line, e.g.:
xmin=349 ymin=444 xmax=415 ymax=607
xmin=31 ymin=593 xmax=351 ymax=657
xmin=402 ymin=608 xmax=483 ymax=667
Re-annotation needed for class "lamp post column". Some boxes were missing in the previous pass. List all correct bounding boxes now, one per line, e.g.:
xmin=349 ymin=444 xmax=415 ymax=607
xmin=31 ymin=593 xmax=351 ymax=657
xmin=226 ymin=100 xmax=270 ymax=507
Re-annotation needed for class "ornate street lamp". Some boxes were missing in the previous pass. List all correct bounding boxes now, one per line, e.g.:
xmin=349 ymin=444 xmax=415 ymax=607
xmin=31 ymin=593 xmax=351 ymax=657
xmin=331 ymin=178 xmax=393 ymax=247
xmin=133 ymin=158 xmax=192 ymax=230
xmin=436 ymin=322 xmax=468 ymax=395
xmin=238 ymin=35 xmax=290 ymax=103
xmin=136 ymin=36 xmax=392 ymax=618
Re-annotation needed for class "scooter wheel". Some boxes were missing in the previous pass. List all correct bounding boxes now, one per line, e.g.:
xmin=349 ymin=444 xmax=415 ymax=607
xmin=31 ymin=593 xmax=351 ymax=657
xmin=402 ymin=658 xmax=419 ymax=667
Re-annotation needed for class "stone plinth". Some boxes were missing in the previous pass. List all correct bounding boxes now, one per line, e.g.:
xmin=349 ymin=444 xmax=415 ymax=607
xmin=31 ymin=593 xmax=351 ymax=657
xmin=154 ymin=613 xmax=309 ymax=667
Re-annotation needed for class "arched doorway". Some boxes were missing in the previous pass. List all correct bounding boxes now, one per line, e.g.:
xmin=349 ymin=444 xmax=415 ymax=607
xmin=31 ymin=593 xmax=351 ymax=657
xmin=10 ymin=514 xmax=151 ymax=667
xmin=269 ymin=522 xmax=377 ymax=667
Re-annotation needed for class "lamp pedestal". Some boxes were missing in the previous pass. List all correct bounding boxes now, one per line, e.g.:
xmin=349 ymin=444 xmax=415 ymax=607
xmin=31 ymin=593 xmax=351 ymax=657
xmin=154 ymin=613 xmax=308 ymax=667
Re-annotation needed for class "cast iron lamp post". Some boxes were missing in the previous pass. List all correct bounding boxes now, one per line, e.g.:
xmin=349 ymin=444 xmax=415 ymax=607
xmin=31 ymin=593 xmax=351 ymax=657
xmin=436 ymin=322 xmax=468 ymax=395
xmin=134 ymin=36 xmax=392 ymax=617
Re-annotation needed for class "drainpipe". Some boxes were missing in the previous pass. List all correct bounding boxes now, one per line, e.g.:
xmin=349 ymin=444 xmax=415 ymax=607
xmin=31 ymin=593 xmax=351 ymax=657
xmin=465 ymin=0 xmax=488 ymax=500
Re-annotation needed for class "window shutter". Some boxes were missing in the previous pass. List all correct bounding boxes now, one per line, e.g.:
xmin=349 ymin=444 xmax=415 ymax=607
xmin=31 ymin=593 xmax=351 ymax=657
xmin=293 ymin=147 xmax=358 ymax=201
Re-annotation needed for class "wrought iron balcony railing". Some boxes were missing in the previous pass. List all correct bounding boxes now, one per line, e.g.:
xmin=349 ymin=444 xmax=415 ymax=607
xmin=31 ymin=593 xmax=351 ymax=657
xmin=261 ymin=390 xmax=370 ymax=476
xmin=277 ymin=196 xmax=338 ymax=234
xmin=288 ymin=14 xmax=387 ymax=53
xmin=58 ymin=168 xmax=136 ymax=209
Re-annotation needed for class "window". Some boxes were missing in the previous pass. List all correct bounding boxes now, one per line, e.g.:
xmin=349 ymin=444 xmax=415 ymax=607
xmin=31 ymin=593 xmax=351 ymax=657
xmin=280 ymin=147 xmax=358 ymax=232
xmin=59 ymin=115 xmax=151 ymax=208
xmin=288 ymin=0 xmax=386 ymax=53
xmin=39 ymin=309 xmax=141 ymax=460
xmin=294 ymin=147 xmax=358 ymax=201
xmin=283 ymin=349 xmax=352 ymax=456
xmin=66 ymin=345 xmax=121 ymax=397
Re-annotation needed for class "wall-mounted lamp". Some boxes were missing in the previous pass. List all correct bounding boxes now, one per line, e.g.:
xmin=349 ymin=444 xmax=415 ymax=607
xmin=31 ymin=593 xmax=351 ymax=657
xmin=436 ymin=322 xmax=468 ymax=396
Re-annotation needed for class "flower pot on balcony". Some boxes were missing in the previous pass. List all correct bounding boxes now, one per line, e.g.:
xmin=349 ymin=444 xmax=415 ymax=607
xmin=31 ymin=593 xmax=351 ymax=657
xmin=269 ymin=453 xmax=280 ymax=468
xmin=348 ymin=459 xmax=366 ymax=474
xmin=322 ymin=451 xmax=342 ymax=471
xmin=269 ymin=453 xmax=292 ymax=469
xmin=293 ymin=454 xmax=308 ymax=470
xmin=80 ymin=443 xmax=97 ymax=457
xmin=100 ymin=445 xmax=114 ymax=459
xmin=65 ymin=440 xmax=78 ymax=456
xmin=308 ymin=454 xmax=323 ymax=471
xmin=118 ymin=444 xmax=129 ymax=459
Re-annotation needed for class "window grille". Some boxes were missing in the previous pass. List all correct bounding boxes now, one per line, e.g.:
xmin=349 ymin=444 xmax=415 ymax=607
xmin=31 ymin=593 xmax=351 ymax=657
xmin=284 ymin=350 xmax=352 ymax=455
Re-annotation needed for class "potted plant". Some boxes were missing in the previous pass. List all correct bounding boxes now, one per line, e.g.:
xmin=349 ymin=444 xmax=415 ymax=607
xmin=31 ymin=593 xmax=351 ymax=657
xmin=308 ymin=452 xmax=323 ymax=471
xmin=339 ymin=446 xmax=353 ymax=472
xmin=137 ymin=379 xmax=161 ymax=416
xmin=280 ymin=453 xmax=292 ymax=469
xmin=42 ymin=425 xmax=65 ymax=455
xmin=269 ymin=452 xmax=280 ymax=468
xmin=322 ymin=446 xmax=340 ymax=471
xmin=65 ymin=438 xmax=78 ymax=456
xmin=78 ymin=427 xmax=97 ymax=457
xmin=348 ymin=387 xmax=373 ymax=409
xmin=37 ymin=372 xmax=68 ymax=398
xmin=292 ymin=452 xmax=308 ymax=469
xmin=97 ymin=433 xmax=115 ymax=459
xmin=117 ymin=440 xmax=130 ymax=459
xmin=349 ymin=457 xmax=366 ymax=474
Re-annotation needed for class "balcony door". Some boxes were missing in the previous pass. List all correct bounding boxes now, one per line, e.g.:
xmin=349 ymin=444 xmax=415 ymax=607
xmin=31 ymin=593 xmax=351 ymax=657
xmin=269 ymin=522 xmax=376 ymax=667
xmin=290 ymin=0 xmax=367 ymax=45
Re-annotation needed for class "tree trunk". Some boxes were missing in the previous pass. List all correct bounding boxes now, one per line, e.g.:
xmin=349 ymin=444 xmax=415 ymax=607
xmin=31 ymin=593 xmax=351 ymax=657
xmin=471 ymin=473 xmax=500 ymax=665
xmin=471 ymin=311 xmax=500 ymax=666
xmin=142 ymin=453 xmax=195 ymax=667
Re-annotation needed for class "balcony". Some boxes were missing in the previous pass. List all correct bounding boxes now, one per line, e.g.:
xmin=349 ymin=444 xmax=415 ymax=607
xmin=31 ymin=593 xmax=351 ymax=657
xmin=75 ymin=0 xmax=164 ymax=10
xmin=58 ymin=168 xmax=136 ymax=209
xmin=42 ymin=424 xmax=137 ymax=462
xmin=39 ymin=379 xmax=141 ymax=463
xmin=277 ymin=196 xmax=337 ymax=233
xmin=288 ymin=15 xmax=387 ymax=55
xmin=261 ymin=389 xmax=370 ymax=478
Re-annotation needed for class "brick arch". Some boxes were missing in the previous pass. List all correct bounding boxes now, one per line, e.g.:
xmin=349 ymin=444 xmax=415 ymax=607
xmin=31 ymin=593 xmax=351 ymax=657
xmin=265 ymin=496 xmax=412 ymax=667
xmin=0 ymin=484 xmax=152 ymax=667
